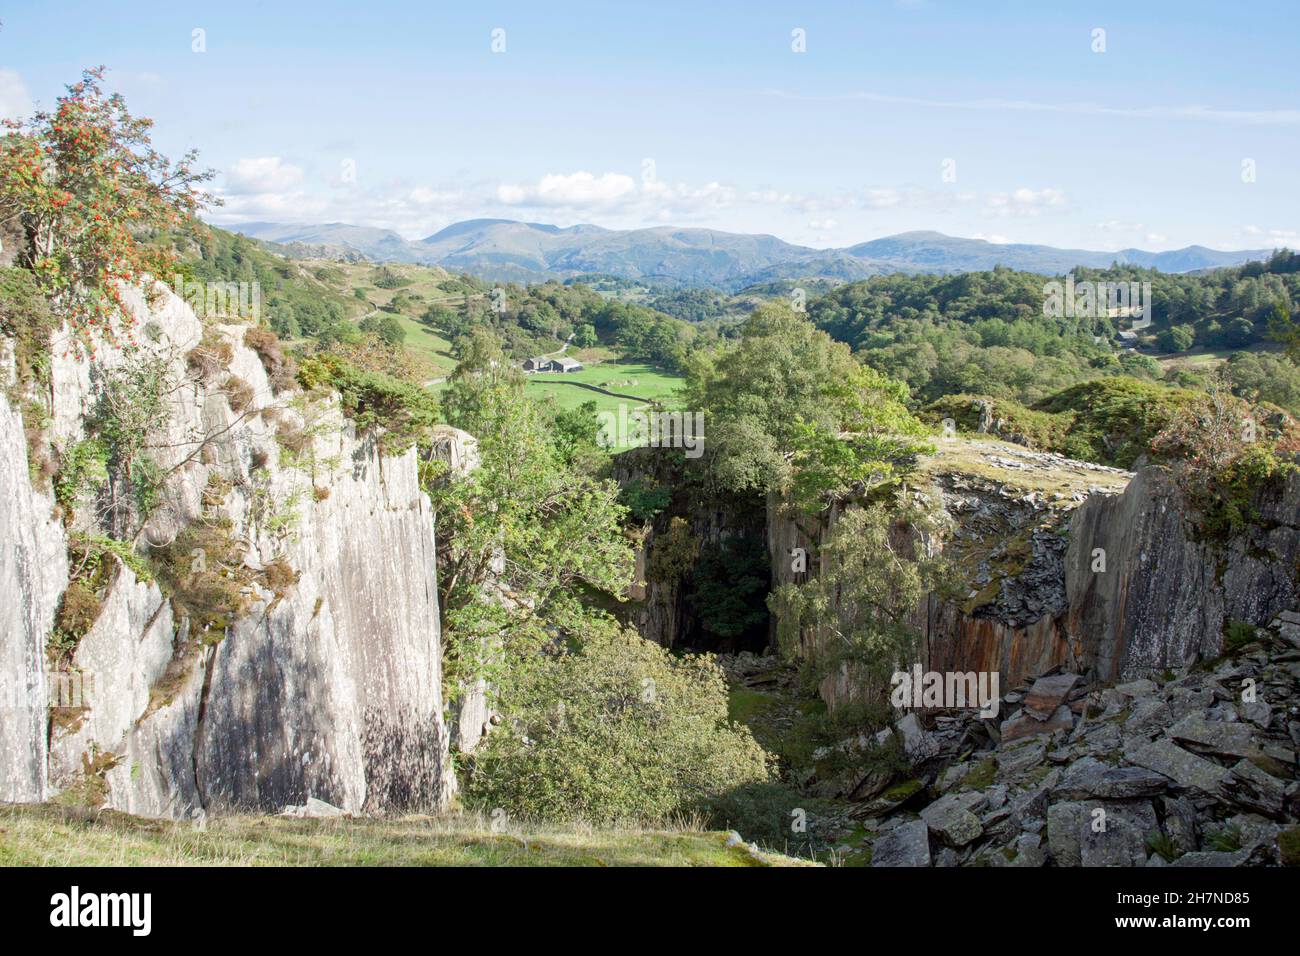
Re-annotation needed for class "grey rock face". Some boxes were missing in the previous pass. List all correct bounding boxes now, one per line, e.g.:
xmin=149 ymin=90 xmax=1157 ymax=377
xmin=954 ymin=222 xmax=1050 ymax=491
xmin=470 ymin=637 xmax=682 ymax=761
xmin=0 ymin=283 xmax=453 ymax=816
xmin=0 ymin=392 xmax=67 ymax=803
xmin=1066 ymin=467 xmax=1300 ymax=680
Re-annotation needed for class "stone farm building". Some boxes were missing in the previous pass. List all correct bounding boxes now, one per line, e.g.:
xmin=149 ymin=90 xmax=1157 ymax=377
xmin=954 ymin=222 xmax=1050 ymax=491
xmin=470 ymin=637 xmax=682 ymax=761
xmin=524 ymin=356 xmax=583 ymax=373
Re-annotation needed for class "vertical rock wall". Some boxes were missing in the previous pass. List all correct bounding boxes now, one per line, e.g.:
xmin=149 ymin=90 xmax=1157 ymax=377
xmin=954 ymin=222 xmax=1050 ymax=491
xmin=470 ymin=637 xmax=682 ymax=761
xmin=0 ymin=282 xmax=453 ymax=816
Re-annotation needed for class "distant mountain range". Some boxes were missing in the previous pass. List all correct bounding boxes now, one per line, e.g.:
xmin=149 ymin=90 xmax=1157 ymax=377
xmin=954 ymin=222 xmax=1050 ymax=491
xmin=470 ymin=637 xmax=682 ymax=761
xmin=228 ymin=219 xmax=1276 ymax=290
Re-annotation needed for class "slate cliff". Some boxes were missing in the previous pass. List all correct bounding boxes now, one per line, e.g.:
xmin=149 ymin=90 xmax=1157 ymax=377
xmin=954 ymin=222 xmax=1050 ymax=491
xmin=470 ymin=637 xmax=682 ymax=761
xmin=0 ymin=283 xmax=453 ymax=817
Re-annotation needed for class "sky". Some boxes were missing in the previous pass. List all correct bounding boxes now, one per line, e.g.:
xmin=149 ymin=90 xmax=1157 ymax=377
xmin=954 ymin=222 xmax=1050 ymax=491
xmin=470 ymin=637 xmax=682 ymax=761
xmin=1 ymin=0 xmax=1297 ymax=251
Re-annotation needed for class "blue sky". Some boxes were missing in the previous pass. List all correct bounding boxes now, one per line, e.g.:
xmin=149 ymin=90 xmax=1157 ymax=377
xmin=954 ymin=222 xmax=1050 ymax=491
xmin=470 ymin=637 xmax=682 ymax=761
xmin=2 ymin=1 xmax=1296 ymax=250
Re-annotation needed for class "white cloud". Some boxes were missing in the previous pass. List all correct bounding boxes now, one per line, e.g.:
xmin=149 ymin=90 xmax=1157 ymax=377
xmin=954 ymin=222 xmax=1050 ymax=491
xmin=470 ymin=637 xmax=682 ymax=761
xmin=498 ymin=171 xmax=637 ymax=207
xmin=984 ymin=187 xmax=1067 ymax=217
xmin=1243 ymin=225 xmax=1298 ymax=241
xmin=0 ymin=69 xmax=32 ymax=123
xmin=224 ymin=157 xmax=305 ymax=194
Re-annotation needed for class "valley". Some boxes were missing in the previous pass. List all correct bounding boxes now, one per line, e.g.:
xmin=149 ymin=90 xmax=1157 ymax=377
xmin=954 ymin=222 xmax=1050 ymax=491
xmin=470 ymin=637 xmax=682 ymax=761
xmin=1 ymin=53 xmax=1298 ymax=882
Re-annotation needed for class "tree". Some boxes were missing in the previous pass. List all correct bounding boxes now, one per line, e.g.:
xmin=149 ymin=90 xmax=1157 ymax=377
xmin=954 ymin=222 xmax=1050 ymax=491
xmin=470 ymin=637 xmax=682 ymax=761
xmin=359 ymin=313 xmax=406 ymax=348
xmin=768 ymin=499 xmax=950 ymax=699
xmin=685 ymin=302 xmax=930 ymax=509
xmin=1157 ymin=324 xmax=1195 ymax=353
xmin=1268 ymin=301 xmax=1300 ymax=365
xmin=0 ymin=67 xmax=215 ymax=344
xmin=426 ymin=329 xmax=633 ymax=688
xmin=463 ymin=620 xmax=772 ymax=825
xmin=574 ymin=322 xmax=597 ymax=348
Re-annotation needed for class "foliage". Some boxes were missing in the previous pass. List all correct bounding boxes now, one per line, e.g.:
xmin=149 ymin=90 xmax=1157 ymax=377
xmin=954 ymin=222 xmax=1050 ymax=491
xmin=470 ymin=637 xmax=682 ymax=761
xmin=243 ymin=326 xmax=296 ymax=392
xmin=1037 ymin=377 xmax=1202 ymax=467
xmin=685 ymin=302 xmax=929 ymax=509
xmin=619 ymin=476 xmax=672 ymax=521
xmin=428 ymin=334 xmax=633 ymax=690
xmin=297 ymin=352 xmax=439 ymax=454
xmin=86 ymin=349 xmax=177 ymax=532
xmin=1224 ymin=349 xmax=1300 ymax=416
xmin=692 ymin=536 xmax=771 ymax=645
xmin=0 ymin=67 xmax=214 ymax=345
xmin=768 ymin=499 xmax=949 ymax=695
xmin=179 ymin=227 xmax=352 ymax=343
xmin=924 ymin=393 xmax=1071 ymax=450
xmin=148 ymin=518 xmax=256 ymax=639
xmin=53 ymin=438 xmax=109 ymax=509
xmin=1149 ymin=376 xmax=1296 ymax=538
xmin=49 ymin=533 xmax=151 ymax=664
xmin=806 ymin=259 xmax=1300 ymax=407
xmin=464 ymin=622 xmax=774 ymax=825
xmin=359 ymin=312 xmax=406 ymax=347
xmin=0 ymin=266 xmax=57 ymax=386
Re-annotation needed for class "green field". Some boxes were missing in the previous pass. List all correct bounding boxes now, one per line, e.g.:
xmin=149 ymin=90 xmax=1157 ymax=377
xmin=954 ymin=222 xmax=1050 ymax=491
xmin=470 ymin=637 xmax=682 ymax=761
xmin=389 ymin=311 xmax=457 ymax=375
xmin=525 ymin=360 xmax=684 ymax=412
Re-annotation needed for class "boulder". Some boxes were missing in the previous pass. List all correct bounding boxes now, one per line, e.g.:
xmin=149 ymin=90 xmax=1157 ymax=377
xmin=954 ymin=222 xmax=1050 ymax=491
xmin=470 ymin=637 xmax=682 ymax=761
xmin=1168 ymin=713 xmax=1256 ymax=759
xmin=1053 ymin=757 xmax=1170 ymax=800
xmin=1219 ymin=759 xmax=1287 ymax=819
xmin=870 ymin=820 xmax=931 ymax=867
xmin=1023 ymin=673 xmax=1081 ymax=721
xmin=1001 ymin=704 xmax=1074 ymax=743
xmin=1125 ymin=738 xmax=1230 ymax=795
xmin=1079 ymin=801 xmax=1157 ymax=867
xmin=920 ymin=791 xmax=986 ymax=847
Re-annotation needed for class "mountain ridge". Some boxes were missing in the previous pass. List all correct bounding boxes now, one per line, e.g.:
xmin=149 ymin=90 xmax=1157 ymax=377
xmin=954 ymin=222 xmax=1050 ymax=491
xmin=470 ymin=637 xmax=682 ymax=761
xmin=225 ymin=219 xmax=1278 ymax=289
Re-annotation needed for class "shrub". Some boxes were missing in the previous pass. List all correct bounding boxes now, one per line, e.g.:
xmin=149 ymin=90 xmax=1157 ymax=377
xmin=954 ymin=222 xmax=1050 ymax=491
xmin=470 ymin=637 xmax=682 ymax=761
xmin=704 ymin=781 xmax=827 ymax=854
xmin=243 ymin=326 xmax=296 ymax=392
xmin=185 ymin=329 xmax=233 ymax=381
xmin=148 ymin=519 xmax=254 ymax=638
xmin=924 ymin=393 xmax=1071 ymax=451
xmin=53 ymin=438 xmax=109 ymax=511
xmin=49 ymin=534 xmax=150 ymax=664
xmin=1037 ymin=377 xmax=1202 ymax=467
xmin=51 ymin=580 xmax=102 ymax=662
xmin=223 ymin=375 xmax=255 ymax=412
xmin=297 ymin=353 xmax=439 ymax=454
xmin=464 ymin=626 xmax=774 ymax=825
xmin=1222 ymin=619 xmax=1258 ymax=654
xmin=0 ymin=266 xmax=56 ymax=387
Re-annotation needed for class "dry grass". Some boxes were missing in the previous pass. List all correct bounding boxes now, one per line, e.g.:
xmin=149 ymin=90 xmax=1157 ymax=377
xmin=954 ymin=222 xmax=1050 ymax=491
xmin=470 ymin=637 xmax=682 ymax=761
xmin=0 ymin=804 xmax=816 ymax=868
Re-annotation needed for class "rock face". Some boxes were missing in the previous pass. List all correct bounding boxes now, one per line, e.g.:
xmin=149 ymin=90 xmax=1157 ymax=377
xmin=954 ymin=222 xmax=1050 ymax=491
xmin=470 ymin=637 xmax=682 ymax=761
xmin=0 ymin=391 xmax=67 ymax=803
xmin=766 ymin=438 xmax=1300 ymax=708
xmin=1067 ymin=466 xmax=1300 ymax=680
xmin=0 ymin=282 xmax=453 ymax=816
